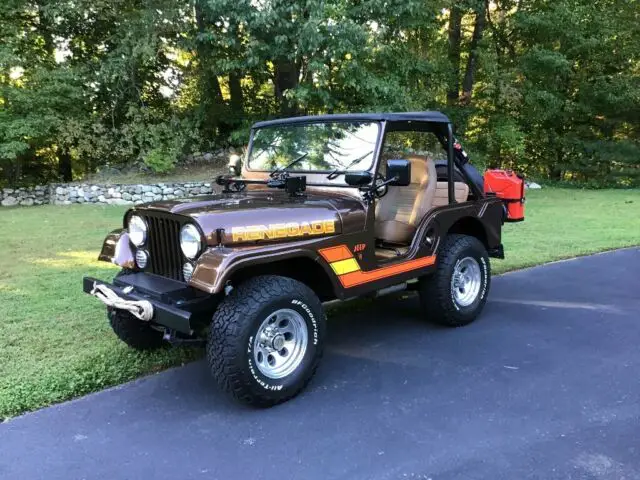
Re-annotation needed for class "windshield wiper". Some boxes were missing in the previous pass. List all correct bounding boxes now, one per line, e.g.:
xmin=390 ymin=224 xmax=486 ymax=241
xmin=269 ymin=153 xmax=309 ymax=178
xmin=326 ymin=150 xmax=373 ymax=180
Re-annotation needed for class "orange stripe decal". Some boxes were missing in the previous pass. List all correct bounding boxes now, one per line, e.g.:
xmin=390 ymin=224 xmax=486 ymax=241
xmin=319 ymin=245 xmax=436 ymax=288
xmin=318 ymin=245 xmax=353 ymax=263
xmin=339 ymin=255 xmax=436 ymax=288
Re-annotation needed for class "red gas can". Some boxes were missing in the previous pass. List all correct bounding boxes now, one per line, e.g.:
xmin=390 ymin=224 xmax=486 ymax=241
xmin=484 ymin=169 xmax=525 ymax=222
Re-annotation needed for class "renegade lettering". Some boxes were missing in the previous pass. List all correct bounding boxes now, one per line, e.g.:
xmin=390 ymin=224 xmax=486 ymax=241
xmin=231 ymin=219 xmax=336 ymax=242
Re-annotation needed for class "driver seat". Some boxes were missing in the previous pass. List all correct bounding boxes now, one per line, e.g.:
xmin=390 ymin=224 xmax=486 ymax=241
xmin=375 ymin=155 xmax=437 ymax=244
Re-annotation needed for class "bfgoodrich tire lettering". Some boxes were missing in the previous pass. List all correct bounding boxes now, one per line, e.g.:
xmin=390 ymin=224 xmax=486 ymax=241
xmin=207 ymin=275 xmax=326 ymax=407
xmin=418 ymin=234 xmax=491 ymax=327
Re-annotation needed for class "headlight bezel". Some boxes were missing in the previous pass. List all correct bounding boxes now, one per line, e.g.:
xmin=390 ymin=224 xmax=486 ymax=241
xmin=180 ymin=223 xmax=203 ymax=260
xmin=128 ymin=215 xmax=148 ymax=247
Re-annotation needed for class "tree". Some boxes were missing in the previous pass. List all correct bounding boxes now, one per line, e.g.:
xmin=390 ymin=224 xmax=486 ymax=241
xmin=0 ymin=0 xmax=638 ymax=187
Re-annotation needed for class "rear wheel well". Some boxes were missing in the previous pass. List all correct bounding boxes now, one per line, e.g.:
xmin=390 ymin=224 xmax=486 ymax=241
xmin=227 ymin=257 xmax=336 ymax=302
xmin=446 ymin=217 xmax=488 ymax=249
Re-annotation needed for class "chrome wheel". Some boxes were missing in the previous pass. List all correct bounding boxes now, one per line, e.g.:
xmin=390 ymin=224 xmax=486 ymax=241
xmin=451 ymin=256 xmax=482 ymax=307
xmin=253 ymin=308 xmax=308 ymax=379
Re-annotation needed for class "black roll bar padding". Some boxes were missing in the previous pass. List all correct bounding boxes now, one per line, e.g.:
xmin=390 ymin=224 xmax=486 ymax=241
xmin=447 ymin=123 xmax=455 ymax=204
xmin=436 ymin=130 xmax=484 ymax=201
xmin=459 ymin=163 xmax=485 ymax=199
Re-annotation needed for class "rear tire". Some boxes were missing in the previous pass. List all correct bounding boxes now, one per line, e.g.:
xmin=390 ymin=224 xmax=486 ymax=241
xmin=418 ymin=234 xmax=490 ymax=327
xmin=108 ymin=308 xmax=165 ymax=351
xmin=207 ymin=275 xmax=326 ymax=407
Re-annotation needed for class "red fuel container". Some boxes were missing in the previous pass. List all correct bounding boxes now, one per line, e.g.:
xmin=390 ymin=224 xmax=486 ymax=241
xmin=484 ymin=169 xmax=525 ymax=222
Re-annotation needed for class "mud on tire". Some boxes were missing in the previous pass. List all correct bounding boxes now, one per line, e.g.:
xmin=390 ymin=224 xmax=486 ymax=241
xmin=108 ymin=308 xmax=165 ymax=351
xmin=207 ymin=275 xmax=326 ymax=407
xmin=418 ymin=234 xmax=491 ymax=327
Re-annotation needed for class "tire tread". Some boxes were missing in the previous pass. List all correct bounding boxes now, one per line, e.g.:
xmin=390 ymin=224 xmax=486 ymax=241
xmin=419 ymin=234 xmax=490 ymax=327
xmin=207 ymin=275 xmax=324 ymax=407
xmin=108 ymin=308 xmax=165 ymax=350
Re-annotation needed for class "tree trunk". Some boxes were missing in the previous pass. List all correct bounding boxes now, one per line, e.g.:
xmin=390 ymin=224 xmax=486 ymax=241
xmin=447 ymin=4 xmax=462 ymax=106
xmin=227 ymin=17 xmax=245 ymax=126
xmin=274 ymin=59 xmax=300 ymax=116
xmin=58 ymin=150 xmax=73 ymax=182
xmin=461 ymin=3 xmax=487 ymax=105
xmin=229 ymin=72 xmax=244 ymax=116
xmin=194 ymin=0 xmax=226 ymax=137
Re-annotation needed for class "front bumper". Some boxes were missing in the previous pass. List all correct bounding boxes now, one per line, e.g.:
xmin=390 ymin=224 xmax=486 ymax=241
xmin=83 ymin=273 xmax=214 ymax=335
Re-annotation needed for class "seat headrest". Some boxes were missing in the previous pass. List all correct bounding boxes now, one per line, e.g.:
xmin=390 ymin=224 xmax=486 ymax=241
xmin=406 ymin=155 xmax=430 ymax=185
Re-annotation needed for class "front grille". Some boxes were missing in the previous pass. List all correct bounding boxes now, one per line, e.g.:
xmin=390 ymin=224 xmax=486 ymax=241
xmin=141 ymin=213 xmax=183 ymax=281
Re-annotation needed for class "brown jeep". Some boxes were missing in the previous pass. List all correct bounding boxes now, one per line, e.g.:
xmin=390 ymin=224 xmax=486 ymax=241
xmin=83 ymin=112 xmax=524 ymax=406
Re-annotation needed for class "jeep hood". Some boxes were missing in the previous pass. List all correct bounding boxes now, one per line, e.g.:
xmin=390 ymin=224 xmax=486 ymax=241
xmin=135 ymin=189 xmax=366 ymax=246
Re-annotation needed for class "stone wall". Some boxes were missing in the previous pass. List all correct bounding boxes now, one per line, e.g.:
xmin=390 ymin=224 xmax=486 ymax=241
xmin=0 ymin=185 xmax=49 ymax=207
xmin=1 ymin=181 xmax=215 ymax=207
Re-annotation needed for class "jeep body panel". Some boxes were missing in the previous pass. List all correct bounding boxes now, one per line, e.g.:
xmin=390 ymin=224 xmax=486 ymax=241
xmin=132 ymin=190 xmax=367 ymax=244
xmin=98 ymin=229 xmax=135 ymax=268
xmin=97 ymin=191 xmax=503 ymax=301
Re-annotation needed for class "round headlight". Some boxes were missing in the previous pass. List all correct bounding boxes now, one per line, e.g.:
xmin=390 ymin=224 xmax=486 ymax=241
xmin=182 ymin=262 xmax=194 ymax=282
xmin=135 ymin=249 xmax=149 ymax=269
xmin=180 ymin=224 xmax=202 ymax=259
xmin=128 ymin=215 xmax=147 ymax=247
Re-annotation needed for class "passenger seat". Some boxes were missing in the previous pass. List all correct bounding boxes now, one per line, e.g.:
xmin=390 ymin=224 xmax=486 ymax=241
xmin=374 ymin=155 xmax=437 ymax=244
xmin=432 ymin=182 xmax=469 ymax=206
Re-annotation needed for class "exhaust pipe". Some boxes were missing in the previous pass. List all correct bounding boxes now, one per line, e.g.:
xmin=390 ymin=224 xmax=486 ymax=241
xmin=373 ymin=282 xmax=408 ymax=298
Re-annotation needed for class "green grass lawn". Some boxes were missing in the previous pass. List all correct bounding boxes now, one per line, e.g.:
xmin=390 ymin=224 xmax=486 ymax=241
xmin=1 ymin=188 xmax=639 ymax=419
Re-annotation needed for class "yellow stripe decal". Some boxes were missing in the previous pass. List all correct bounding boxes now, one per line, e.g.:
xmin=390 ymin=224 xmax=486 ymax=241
xmin=319 ymin=245 xmax=436 ymax=288
xmin=329 ymin=258 xmax=361 ymax=275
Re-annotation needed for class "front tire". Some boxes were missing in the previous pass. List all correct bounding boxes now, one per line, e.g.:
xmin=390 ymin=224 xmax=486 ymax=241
xmin=207 ymin=275 xmax=326 ymax=407
xmin=418 ymin=234 xmax=491 ymax=327
xmin=108 ymin=308 xmax=165 ymax=350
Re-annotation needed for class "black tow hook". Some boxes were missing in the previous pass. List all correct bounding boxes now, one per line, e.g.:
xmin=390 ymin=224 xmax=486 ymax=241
xmin=162 ymin=328 xmax=206 ymax=347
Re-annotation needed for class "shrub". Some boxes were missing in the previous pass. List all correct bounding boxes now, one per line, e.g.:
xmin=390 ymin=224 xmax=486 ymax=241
xmin=143 ymin=148 xmax=177 ymax=174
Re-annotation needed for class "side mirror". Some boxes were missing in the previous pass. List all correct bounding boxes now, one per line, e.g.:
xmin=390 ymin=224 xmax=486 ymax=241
xmin=344 ymin=171 xmax=373 ymax=186
xmin=228 ymin=153 xmax=242 ymax=176
xmin=386 ymin=159 xmax=411 ymax=186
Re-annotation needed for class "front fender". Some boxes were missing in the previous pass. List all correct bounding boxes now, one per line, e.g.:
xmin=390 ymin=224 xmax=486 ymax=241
xmin=98 ymin=228 xmax=135 ymax=269
xmin=189 ymin=244 xmax=337 ymax=295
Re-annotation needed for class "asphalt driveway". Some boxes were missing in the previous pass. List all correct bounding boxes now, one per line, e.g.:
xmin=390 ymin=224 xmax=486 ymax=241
xmin=1 ymin=248 xmax=639 ymax=480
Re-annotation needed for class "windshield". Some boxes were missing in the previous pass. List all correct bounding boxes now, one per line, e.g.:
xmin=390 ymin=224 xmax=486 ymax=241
xmin=247 ymin=121 xmax=379 ymax=173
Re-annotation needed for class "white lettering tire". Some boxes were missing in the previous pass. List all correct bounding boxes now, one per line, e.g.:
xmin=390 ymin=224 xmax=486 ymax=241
xmin=207 ymin=275 xmax=326 ymax=407
xmin=418 ymin=234 xmax=491 ymax=327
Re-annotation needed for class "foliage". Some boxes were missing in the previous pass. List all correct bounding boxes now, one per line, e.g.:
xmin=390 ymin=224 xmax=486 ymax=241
xmin=143 ymin=148 xmax=177 ymax=174
xmin=0 ymin=0 xmax=638 ymax=187
xmin=1 ymin=189 xmax=640 ymax=418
